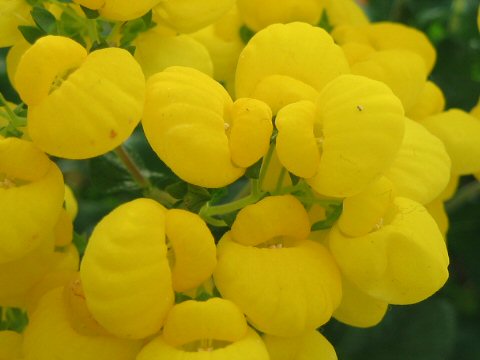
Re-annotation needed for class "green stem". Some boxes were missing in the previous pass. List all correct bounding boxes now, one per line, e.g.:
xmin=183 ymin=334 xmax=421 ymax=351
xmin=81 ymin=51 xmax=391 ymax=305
xmin=258 ymin=142 xmax=275 ymax=190
xmin=106 ymin=22 xmax=124 ymax=46
xmin=200 ymin=191 xmax=263 ymax=218
xmin=274 ymin=167 xmax=287 ymax=194
xmin=0 ymin=93 xmax=26 ymax=128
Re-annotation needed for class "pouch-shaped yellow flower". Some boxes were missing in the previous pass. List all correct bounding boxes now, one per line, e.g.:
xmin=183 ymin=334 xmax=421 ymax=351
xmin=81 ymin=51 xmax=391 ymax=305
xmin=235 ymin=22 xmax=349 ymax=114
xmin=15 ymin=35 xmax=145 ymax=159
xmin=0 ymin=331 xmax=23 ymax=360
xmin=384 ymin=118 xmax=451 ymax=204
xmin=0 ymin=0 xmax=32 ymax=48
xmin=350 ymin=49 xmax=427 ymax=112
xmin=276 ymin=75 xmax=405 ymax=198
xmin=333 ymin=22 xmax=436 ymax=74
xmin=263 ymin=330 xmax=337 ymax=360
xmin=22 ymin=287 xmax=143 ymax=360
xmin=333 ymin=276 xmax=388 ymax=328
xmin=0 ymin=137 xmax=64 ymax=263
xmin=421 ymin=109 xmax=480 ymax=175
xmin=329 ymin=197 xmax=449 ymax=305
xmin=74 ymin=0 xmax=161 ymax=21
xmin=137 ymin=298 xmax=269 ymax=359
xmin=80 ymin=199 xmax=174 ymax=339
xmin=143 ymin=66 xmax=272 ymax=188
xmin=134 ymin=26 xmax=213 ymax=79
xmin=322 ymin=0 xmax=369 ymax=28
xmin=406 ymin=81 xmax=445 ymax=121
xmin=237 ymin=0 xmax=324 ymax=32
xmin=6 ymin=38 xmax=30 ymax=89
xmin=154 ymin=0 xmax=235 ymax=34
xmin=214 ymin=195 xmax=342 ymax=337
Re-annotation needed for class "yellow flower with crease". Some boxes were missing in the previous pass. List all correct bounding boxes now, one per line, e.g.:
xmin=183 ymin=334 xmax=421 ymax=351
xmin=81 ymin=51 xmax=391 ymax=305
xmin=214 ymin=195 xmax=342 ymax=337
xmin=235 ymin=22 xmax=349 ymax=114
xmin=74 ymin=0 xmax=161 ymax=21
xmin=264 ymin=330 xmax=337 ymax=360
xmin=143 ymin=66 xmax=273 ymax=188
xmin=0 ymin=0 xmax=32 ymax=48
xmin=137 ymin=298 xmax=269 ymax=359
xmin=15 ymin=35 xmax=145 ymax=159
xmin=275 ymin=74 xmax=405 ymax=198
xmin=0 ymin=137 xmax=64 ymax=263
xmin=329 ymin=179 xmax=449 ymax=305
xmin=153 ymin=0 xmax=235 ymax=34
xmin=22 ymin=287 xmax=143 ymax=360
xmin=80 ymin=198 xmax=217 ymax=339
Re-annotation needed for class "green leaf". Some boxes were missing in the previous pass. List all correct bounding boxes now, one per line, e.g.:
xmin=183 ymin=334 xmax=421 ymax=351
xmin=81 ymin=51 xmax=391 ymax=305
xmin=245 ymin=158 xmax=263 ymax=179
xmin=311 ymin=203 xmax=343 ymax=231
xmin=183 ymin=185 xmax=211 ymax=212
xmin=31 ymin=7 xmax=57 ymax=34
xmin=72 ymin=232 xmax=88 ymax=258
xmin=80 ymin=5 xmax=100 ymax=19
xmin=0 ymin=308 xmax=28 ymax=332
xmin=165 ymin=181 xmax=188 ymax=199
xmin=18 ymin=25 xmax=46 ymax=44
xmin=175 ymin=292 xmax=193 ymax=304
xmin=317 ymin=10 xmax=333 ymax=33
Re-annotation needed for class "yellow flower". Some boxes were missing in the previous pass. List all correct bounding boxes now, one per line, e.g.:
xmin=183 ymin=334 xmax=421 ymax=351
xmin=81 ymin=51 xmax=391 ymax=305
xmin=384 ymin=118 xmax=451 ymax=205
xmin=275 ymin=75 xmax=405 ymax=197
xmin=6 ymin=38 xmax=30 ymax=89
xmin=15 ymin=35 xmax=145 ymax=159
xmin=264 ymin=330 xmax=338 ymax=360
xmin=0 ymin=331 xmax=23 ymax=360
xmin=22 ymin=287 xmax=143 ymax=360
xmin=153 ymin=0 xmax=235 ymax=34
xmin=0 ymin=0 xmax=32 ymax=48
xmin=137 ymin=298 xmax=269 ymax=359
xmin=333 ymin=22 xmax=436 ymax=74
xmin=235 ymin=22 xmax=349 ymax=114
xmin=322 ymin=0 xmax=369 ymax=28
xmin=329 ymin=195 xmax=449 ymax=305
xmin=407 ymin=81 xmax=445 ymax=121
xmin=143 ymin=66 xmax=272 ymax=188
xmin=80 ymin=198 xmax=217 ymax=339
xmin=214 ymin=195 xmax=342 ymax=337
xmin=134 ymin=26 xmax=213 ymax=79
xmin=74 ymin=0 xmax=161 ymax=21
xmin=0 ymin=137 xmax=64 ymax=263
xmin=237 ymin=0 xmax=324 ymax=32
xmin=421 ymin=109 xmax=480 ymax=175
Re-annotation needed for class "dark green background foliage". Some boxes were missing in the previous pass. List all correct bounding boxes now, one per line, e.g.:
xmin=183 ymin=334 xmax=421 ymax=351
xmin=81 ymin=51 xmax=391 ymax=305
xmin=0 ymin=0 xmax=479 ymax=358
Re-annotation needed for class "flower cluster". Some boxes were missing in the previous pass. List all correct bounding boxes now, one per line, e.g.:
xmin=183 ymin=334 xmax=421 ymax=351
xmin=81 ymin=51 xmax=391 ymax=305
xmin=1 ymin=0 xmax=479 ymax=359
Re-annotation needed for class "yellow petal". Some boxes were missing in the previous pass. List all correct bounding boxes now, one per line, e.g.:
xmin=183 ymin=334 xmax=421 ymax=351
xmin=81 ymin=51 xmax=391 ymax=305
xmin=135 ymin=27 xmax=213 ymax=79
xmin=80 ymin=198 xmax=174 ymax=339
xmin=0 ymin=331 xmax=23 ymax=360
xmin=154 ymin=0 xmax=235 ymax=33
xmin=407 ymin=81 xmax=445 ymax=121
xmin=231 ymin=195 xmax=311 ymax=247
xmin=0 ymin=0 xmax=32 ymax=48
xmin=23 ymin=288 xmax=143 ymax=360
xmin=0 ymin=138 xmax=64 ymax=263
xmin=137 ymin=327 xmax=269 ymax=360
xmin=351 ymin=49 xmax=427 ymax=112
xmin=143 ymin=66 xmax=244 ymax=188
xmin=338 ymin=177 xmax=395 ymax=237
xmin=421 ymin=109 xmax=480 ymax=175
xmin=228 ymin=98 xmax=273 ymax=168
xmin=323 ymin=0 xmax=369 ymax=28
xmin=6 ymin=38 xmax=30 ymax=89
xmin=384 ymin=118 xmax=451 ymax=204
xmin=236 ymin=22 xmax=349 ymax=105
xmin=214 ymin=234 xmax=342 ymax=336
xmin=165 ymin=209 xmax=217 ymax=292
xmin=73 ymin=0 xmax=104 ymax=9
xmin=264 ymin=330 xmax=337 ymax=360
xmin=64 ymin=185 xmax=79 ymax=220
xmin=425 ymin=199 xmax=449 ymax=237
xmin=162 ymin=298 xmax=247 ymax=347
xmin=100 ymin=0 xmax=161 ymax=21
xmin=333 ymin=276 xmax=388 ymax=328
xmin=24 ymin=39 xmax=145 ymax=159
xmin=308 ymin=74 xmax=405 ymax=197
xmin=237 ymin=0 xmax=324 ymax=32
xmin=275 ymin=101 xmax=321 ymax=178
xmin=329 ymin=197 xmax=449 ymax=305
xmin=54 ymin=208 xmax=74 ymax=247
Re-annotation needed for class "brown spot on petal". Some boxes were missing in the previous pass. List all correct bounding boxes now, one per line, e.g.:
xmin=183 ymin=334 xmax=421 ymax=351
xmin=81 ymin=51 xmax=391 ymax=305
xmin=110 ymin=130 xmax=117 ymax=139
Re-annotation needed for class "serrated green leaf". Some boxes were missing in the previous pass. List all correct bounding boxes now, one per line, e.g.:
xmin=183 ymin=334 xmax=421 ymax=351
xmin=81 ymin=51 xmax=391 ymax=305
xmin=18 ymin=25 xmax=46 ymax=44
xmin=31 ymin=6 xmax=57 ymax=34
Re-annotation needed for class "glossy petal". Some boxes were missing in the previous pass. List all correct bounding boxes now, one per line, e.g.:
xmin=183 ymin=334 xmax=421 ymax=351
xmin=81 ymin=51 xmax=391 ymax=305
xmin=384 ymin=118 xmax=451 ymax=204
xmin=236 ymin=22 xmax=349 ymax=108
xmin=263 ymin=330 xmax=337 ymax=360
xmin=165 ymin=209 xmax=217 ymax=292
xmin=421 ymin=109 xmax=480 ymax=175
xmin=143 ymin=66 xmax=244 ymax=187
xmin=308 ymin=74 xmax=405 ymax=197
xmin=80 ymin=199 xmax=174 ymax=339
xmin=329 ymin=197 xmax=449 ymax=305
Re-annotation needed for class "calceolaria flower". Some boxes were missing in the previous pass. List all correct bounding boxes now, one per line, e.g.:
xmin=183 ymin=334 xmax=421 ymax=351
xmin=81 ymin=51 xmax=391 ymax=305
xmin=15 ymin=35 xmax=145 ymax=159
